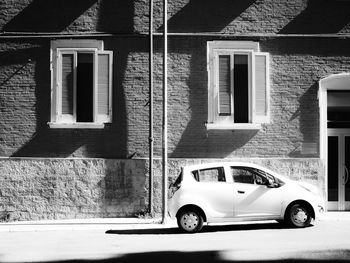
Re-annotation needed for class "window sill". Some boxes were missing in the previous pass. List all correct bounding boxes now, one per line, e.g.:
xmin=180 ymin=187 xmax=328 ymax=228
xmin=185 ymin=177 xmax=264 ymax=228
xmin=48 ymin=122 xmax=105 ymax=129
xmin=206 ymin=123 xmax=261 ymax=130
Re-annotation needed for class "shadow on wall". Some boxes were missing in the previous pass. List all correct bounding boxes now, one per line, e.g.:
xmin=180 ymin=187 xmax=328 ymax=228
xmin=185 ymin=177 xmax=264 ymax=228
xmin=3 ymin=0 xmax=97 ymax=32
xmin=289 ymin=83 xmax=319 ymax=157
xmin=0 ymin=0 xmax=140 ymax=158
xmin=279 ymin=0 xmax=350 ymax=34
xmin=169 ymin=39 xmax=258 ymax=158
xmin=7 ymin=37 xmax=151 ymax=158
xmin=96 ymin=0 xmax=135 ymax=33
xmin=158 ymin=0 xmax=256 ymax=33
xmin=2 ymin=0 xmax=135 ymax=33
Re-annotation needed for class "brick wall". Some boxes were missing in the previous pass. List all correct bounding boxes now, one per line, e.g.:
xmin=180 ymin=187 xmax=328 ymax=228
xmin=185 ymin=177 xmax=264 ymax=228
xmin=2 ymin=37 xmax=350 ymax=159
xmin=0 ymin=0 xmax=349 ymax=219
xmin=1 ymin=0 xmax=350 ymax=34
xmin=1 ymin=0 xmax=350 ymax=159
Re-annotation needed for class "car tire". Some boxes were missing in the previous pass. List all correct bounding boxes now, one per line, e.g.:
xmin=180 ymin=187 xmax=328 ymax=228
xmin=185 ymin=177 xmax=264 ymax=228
xmin=177 ymin=209 xmax=204 ymax=233
xmin=286 ymin=203 xmax=312 ymax=228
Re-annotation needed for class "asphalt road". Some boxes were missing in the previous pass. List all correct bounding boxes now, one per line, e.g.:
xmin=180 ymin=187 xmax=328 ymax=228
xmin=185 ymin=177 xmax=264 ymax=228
xmin=0 ymin=219 xmax=350 ymax=262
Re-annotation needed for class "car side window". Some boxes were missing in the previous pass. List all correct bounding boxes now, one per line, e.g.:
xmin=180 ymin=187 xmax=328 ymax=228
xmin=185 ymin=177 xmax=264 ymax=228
xmin=231 ymin=167 xmax=255 ymax=184
xmin=191 ymin=167 xmax=226 ymax=182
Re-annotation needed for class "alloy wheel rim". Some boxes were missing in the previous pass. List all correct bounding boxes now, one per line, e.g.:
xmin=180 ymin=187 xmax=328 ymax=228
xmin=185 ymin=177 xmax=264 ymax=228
xmin=292 ymin=207 xmax=308 ymax=224
xmin=180 ymin=212 xmax=199 ymax=231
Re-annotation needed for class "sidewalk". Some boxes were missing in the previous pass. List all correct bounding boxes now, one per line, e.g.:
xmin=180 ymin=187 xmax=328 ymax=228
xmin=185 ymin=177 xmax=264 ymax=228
xmin=0 ymin=212 xmax=348 ymax=232
xmin=0 ymin=217 xmax=174 ymax=232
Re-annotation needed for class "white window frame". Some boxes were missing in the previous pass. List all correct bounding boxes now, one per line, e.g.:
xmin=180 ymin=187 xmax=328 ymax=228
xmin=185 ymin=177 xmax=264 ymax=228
xmin=207 ymin=41 xmax=270 ymax=130
xmin=49 ymin=40 xmax=112 ymax=129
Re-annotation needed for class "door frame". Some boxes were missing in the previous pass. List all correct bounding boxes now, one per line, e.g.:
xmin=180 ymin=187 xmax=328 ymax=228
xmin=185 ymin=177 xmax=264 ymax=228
xmin=319 ymin=73 xmax=350 ymax=211
xmin=327 ymin=129 xmax=350 ymax=210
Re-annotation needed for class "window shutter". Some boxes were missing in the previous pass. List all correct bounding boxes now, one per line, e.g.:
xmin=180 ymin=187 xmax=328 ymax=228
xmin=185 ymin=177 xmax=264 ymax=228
xmin=253 ymin=52 xmax=270 ymax=123
xmin=218 ymin=55 xmax=231 ymax=115
xmin=61 ymin=53 xmax=74 ymax=116
xmin=97 ymin=51 xmax=113 ymax=123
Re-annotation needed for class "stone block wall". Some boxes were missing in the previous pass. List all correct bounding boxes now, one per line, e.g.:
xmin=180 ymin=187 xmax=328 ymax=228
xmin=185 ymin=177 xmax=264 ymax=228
xmin=0 ymin=158 xmax=149 ymax=221
xmin=0 ymin=157 xmax=324 ymax=221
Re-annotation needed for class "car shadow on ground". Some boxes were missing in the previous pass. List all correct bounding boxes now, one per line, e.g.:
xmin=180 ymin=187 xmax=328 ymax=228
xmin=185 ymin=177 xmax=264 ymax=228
xmin=105 ymin=221 xmax=311 ymax=235
xmin=8 ymin=250 xmax=349 ymax=263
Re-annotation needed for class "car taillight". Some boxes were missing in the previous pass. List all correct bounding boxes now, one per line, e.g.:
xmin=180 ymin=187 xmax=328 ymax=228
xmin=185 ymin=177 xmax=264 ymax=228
xmin=169 ymin=182 xmax=181 ymax=198
xmin=169 ymin=171 xmax=183 ymax=198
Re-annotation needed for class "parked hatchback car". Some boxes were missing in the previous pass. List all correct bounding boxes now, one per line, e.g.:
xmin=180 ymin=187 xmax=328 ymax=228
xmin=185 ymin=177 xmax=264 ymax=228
xmin=169 ymin=162 xmax=325 ymax=233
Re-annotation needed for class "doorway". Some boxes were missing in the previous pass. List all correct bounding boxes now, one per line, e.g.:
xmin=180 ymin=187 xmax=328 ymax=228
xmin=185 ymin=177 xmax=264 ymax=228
xmin=327 ymin=90 xmax=350 ymax=210
xmin=328 ymin=130 xmax=350 ymax=210
xmin=319 ymin=74 xmax=350 ymax=211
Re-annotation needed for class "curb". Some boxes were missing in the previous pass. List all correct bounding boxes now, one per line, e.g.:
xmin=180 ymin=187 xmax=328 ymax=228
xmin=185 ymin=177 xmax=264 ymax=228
xmin=0 ymin=218 xmax=179 ymax=232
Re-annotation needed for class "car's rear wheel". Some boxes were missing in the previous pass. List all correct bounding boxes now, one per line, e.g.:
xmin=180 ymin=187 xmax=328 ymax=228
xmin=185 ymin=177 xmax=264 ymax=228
xmin=177 ymin=209 xmax=204 ymax=233
xmin=286 ymin=203 xmax=312 ymax=228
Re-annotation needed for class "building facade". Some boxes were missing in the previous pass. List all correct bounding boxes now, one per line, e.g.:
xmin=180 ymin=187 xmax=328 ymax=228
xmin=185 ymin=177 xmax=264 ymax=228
xmin=0 ymin=0 xmax=350 ymax=221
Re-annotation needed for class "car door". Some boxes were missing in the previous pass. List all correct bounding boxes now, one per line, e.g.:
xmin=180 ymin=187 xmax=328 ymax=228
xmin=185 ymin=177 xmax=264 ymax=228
xmin=192 ymin=166 xmax=234 ymax=219
xmin=231 ymin=166 xmax=283 ymax=218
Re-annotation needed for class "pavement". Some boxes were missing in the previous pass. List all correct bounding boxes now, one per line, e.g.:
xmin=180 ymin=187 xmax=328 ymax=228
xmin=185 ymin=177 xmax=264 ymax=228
xmin=0 ymin=213 xmax=350 ymax=262
xmin=0 ymin=211 xmax=349 ymax=232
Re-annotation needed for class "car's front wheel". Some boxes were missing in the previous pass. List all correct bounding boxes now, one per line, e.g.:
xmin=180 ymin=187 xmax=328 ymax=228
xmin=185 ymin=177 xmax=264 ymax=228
xmin=177 ymin=209 xmax=204 ymax=233
xmin=286 ymin=203 xmax=312 ymax=228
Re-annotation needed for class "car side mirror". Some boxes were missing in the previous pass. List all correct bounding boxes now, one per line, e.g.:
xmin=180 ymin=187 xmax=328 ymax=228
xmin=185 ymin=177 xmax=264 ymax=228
xmin=267 ymin=179 xmax=278 ymax=188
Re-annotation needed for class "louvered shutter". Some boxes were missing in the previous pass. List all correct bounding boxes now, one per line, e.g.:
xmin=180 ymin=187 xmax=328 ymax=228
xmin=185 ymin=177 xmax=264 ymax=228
xmin=218 ymin=55 xmax=231 ymax=115
xmin=97 ymin=51 xmax=113 ymax=123
xmin=253 ymin=52 xmax=270 ymax=123
xmin=61 ymin=53 xmax=74 ymax=116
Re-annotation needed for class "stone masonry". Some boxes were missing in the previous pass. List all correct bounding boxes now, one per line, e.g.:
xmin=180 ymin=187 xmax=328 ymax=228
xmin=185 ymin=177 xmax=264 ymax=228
xmin=0 ymin=0 xmax=349 ymax=220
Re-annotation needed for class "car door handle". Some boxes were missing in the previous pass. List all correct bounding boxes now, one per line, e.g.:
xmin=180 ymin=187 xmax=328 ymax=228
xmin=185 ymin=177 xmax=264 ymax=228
xmin=237 ymin=190 xmax=245 ymax=194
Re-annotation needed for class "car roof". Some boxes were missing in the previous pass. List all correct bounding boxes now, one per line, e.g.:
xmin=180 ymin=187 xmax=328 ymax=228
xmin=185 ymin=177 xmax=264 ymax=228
xmin=181 ymin=161 xmax=287 ymax=180
xmin=182 ymin=162 xmax=266 ymax=171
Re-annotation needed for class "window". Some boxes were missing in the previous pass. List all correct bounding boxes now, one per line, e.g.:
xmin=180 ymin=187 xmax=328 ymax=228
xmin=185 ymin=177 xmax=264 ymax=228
xmin=207 ymin=41 xmax=270 ymax=130
xmin=231 ymin=167 xmax=256 ymax=184
xmin=49 ymin=40 xmax=113 ymax=128
xmin=192 ymin=167 xmax=226 ymax=182
xmin=231 ymin=166 xmax=282 ymax=186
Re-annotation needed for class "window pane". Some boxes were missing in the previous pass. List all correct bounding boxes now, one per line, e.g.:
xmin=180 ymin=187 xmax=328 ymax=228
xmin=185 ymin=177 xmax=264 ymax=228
xmin=198 ymin=167 xmax=225 ymax=182
xmin=77 ymin=53 xmax=94 ymax=122
xmin=231 ymin=167 xmax=254 ymax=184
xmin=234 ymin=54 xmax=249 ymax=123
xmin=328 ymin=136 xmax=339 ymax=201
xmin=61 ymin=54 xmax=74 ymax=115
xmin=328 ymin=91 xmax=350 ymax=128
xmin=218 ymin=55 xmax=231 ymax=115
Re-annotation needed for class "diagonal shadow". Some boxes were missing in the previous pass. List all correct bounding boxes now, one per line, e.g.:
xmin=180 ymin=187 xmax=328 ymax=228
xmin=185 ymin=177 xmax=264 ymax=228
xmin=158 ymin=0 xmax=256 ymax=33
xmin=96 ymin=0 xmax=134 ymax=33
xmin=169 ymin=39 xmax=258 ymax=158
xmin=279 ymin=0 xmax=350 ymax=34
xmin=3 ymin=0 xmax=97 ymax=32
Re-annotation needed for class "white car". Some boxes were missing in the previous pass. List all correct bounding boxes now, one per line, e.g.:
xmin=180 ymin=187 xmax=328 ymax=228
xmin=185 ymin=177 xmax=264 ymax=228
xmin=169 ymin=162 xmax=325 ymax=233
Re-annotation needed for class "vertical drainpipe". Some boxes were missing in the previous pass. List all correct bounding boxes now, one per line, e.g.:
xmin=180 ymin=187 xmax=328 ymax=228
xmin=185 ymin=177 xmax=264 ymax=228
xmin=162 ymin=0 xmax=168 ymax=224
xmin=149 ymin=0 xmax=154 ymax=216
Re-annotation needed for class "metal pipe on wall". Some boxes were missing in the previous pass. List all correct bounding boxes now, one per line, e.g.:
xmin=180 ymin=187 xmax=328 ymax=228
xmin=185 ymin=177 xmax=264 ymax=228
xmin=148 ymin=0 xmax=154 ymax=216
xmin=162 ymin=0 xmax=168 ymax=224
